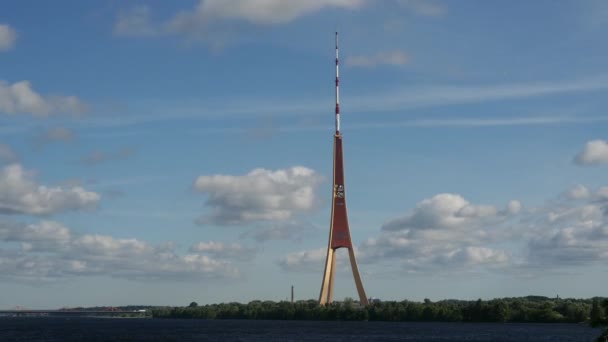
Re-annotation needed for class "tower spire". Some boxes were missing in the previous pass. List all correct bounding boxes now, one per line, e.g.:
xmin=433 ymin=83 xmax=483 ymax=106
xmin=335 ymin=32 xmax=340 ymax=134
xmin=319 ymin=32 xmax=368 ymax=306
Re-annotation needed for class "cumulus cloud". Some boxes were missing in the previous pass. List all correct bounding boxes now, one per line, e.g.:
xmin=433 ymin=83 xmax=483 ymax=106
xmin=398 ymin=0 xmax=447 ymax=17
xmin=432 ymin=246 xmax=509 ymax=267
xmin=80 ymin=148 xmax=135 ymax=166
xmin=278 ymin=247 xmax=327 ymax=272
xmin=358 ymin=193 xmax=520 ymax=272
xmin=0 ymin=220 xmax=71 ymax=252
xmin=68 ymin=235 xmax=238 ymax=279
xmin=389 ymin=245 xmax=510 ymax=272
xmin=115 ymin=0 xmax=366 ymax=44
xmin=115 ymin=0 xmax=449 ymax=42
xmin=364 ymin=185 xmax=608 ymax=273
xmin=504 ymin=200 xmax=522 ymax=215
xmin=114 ymin=5 xmax=157 ymax=37
xmin=0 ymin=80 xmax=87 ymax=117
xmin=359 ymin=228 xmax=511 ymax=273
xmin=574 ymin=139 xmax=608 ymax=165
xmin=194 ymin=166 xmax=322 ymax=225
xmin=526 ymin=195 xmax=608 ymax=267
xmin=189 ymin=241 xmax=256 ymax=260
xmin=596 ymin=186 xmax=608 ymax=200
xmin=0 ymin=143 xmax=17 ymax=162
xmin=563 ymin=184 xmax=591 ymax=200
xmin=0 ymin=24 xmax=17 ymax=51
xmin=169 ymin=0 xmax=365 ymax=28
xmin=527 ymin=224 xmax=608 ymax=266
xmin=346 ymin=50 xmax=409 ymax=68
xmin=382 ymin=193 xmax=508 ymax=232
xmin=0 ymin=163 xmax=100 ymax=215
xmin=0 ymin=219 xmax=243 ymax=281
xmin=526 ymin=185 xmax=608 ymax=268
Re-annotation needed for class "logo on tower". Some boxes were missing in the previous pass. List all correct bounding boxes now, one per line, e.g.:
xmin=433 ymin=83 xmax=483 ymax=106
xmin=335 ymin=184 xmax=344 ymax=198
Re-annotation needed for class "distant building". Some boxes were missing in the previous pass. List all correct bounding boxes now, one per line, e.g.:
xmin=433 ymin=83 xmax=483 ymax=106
xmin=369 ymin=297 xmax=381 ymax=304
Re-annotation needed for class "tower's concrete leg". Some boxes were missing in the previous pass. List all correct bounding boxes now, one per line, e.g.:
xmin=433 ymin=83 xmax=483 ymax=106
xmin=319 ymin=248 xmax=334 ymax=305
xmin=348 ymin=247 xmax=368 ymax=305
xmin=327 ymin=251 xmax=337 ymax=303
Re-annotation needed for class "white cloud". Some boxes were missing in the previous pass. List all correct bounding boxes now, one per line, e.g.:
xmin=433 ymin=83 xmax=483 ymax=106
xmin=596 ymin=186 xmax=608 ymax=200
xmin=189 ymin=241 xmax=256 ymax=260
xmin=115 ymin=0 xmax=366 ymax=42
xmin=278 ymin=247 xmax=326 ymax=272
xmin=444 ymin=246 xmax=509 ymax=265
xmin=0 ymin=163 xmax=100 ymax=215
xmin=574 ymin=139 xmax=608 ymax=166
xmin=0 ymin=219 xmax=242 ymax=281
xmin=366 ymin=185 xmax=608 ymax=272
xmin=0 ymin=220 xmax=71 ymax=252
xmin=563 ymin=184 xmax=591 ymax=200
xmin=194 ymin=166 xmax=322 ymax=225
xmin=0 ymin=24 xmax=17 ymax=51
xmin=169 ymin=0 xmax=365 ymax=29
xmin=505 ymin=200 xmax=522 ymax=215
xmin=398 ymin=0 xmax=447 ymax=17
xmin=0 ymin=251 xmax=61 ymax=281
xmin=68 ymin=234 xmax=238 ymax=279
xmin=0 ymin=143 xmax=17 ymax=162
xmin=71 ymin=234 xmax=149 ymax=257
xmin=400 ymin=245 xmax=510 ymax=272
xmin=359 ymin=193 xmax=520 ymax=272
xmin=382 ymin=193 xmax=502 ymax=232
xmin=527 ymin=213 xmax=608 ymax=266
xmin=114 ymin=5 xmax=157 ymax=37
xmin=0 ymin=80 xmax=87 ymax=117
xmin=359 ymin=228 xmax=512 ymax=273
xmin=346 ymin=50 xmax=409 ymax=68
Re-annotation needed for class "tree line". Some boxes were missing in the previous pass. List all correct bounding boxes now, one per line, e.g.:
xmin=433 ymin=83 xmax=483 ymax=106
xmin=151 ymin=296 xmax=608 ymax=324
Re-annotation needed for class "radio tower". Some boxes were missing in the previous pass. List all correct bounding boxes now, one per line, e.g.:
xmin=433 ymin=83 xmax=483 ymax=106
xmin=319 ymin=32 xmax=368 ymax=306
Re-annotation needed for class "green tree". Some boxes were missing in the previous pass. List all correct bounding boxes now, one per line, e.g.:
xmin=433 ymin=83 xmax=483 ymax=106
xmin=189 ymin=302 xmax=198 ymax=308
xmin=490 ymin=301 xmax=510 ymax=322
xmin=342 ymin=297 xmax=356 ymax=309
xmin=591 ymin=299 xmax=604 ymax=327
xmin=597 ymin=327 xmax=608 ymax=342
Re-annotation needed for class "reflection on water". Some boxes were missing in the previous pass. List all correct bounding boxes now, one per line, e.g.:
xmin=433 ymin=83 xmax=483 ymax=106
xmin=0 ymin=317 xmax=602 ymax=341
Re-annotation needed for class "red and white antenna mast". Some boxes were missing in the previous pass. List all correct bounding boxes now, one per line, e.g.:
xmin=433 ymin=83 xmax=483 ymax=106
xmin=335 ymin=31 xmax=341 ymax=135
xmin=319 ymin=32 xmax=368 ymax=305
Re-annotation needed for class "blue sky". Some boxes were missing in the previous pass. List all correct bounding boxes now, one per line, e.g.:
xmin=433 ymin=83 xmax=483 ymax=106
xmin=1 ymin=0 xmax=608 ymax=308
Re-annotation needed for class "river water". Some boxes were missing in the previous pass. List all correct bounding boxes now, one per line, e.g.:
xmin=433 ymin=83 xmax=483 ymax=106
xmin=0 ymin=317 xmax=602 ymax=341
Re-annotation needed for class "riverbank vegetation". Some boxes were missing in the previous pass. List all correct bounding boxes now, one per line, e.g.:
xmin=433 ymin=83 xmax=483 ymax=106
xmin=152 ymin=296 xmax=607 ymax=324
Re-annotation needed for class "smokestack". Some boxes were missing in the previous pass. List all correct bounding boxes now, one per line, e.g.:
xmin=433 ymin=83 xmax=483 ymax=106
xmin=291 ymin=285 xmax=294 ymax=303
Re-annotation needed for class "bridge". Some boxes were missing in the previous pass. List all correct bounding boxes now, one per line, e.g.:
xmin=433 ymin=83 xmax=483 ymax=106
xmin=0 ymin=310 xmax=147 ymax=317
